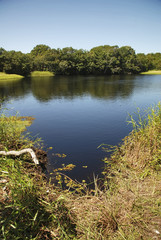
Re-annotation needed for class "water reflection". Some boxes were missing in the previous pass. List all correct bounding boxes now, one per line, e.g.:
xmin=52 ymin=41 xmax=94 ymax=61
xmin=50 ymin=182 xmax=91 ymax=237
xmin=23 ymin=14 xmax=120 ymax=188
xmin=1 ymin=74 xmax=161 ymax=181
xmin=0 ymin=78 xmax=30 ymax=101
xmin=31 ymin=75 xmax=136 ymax=101
xmin=0 ymin=75 xmax=138 ymax=102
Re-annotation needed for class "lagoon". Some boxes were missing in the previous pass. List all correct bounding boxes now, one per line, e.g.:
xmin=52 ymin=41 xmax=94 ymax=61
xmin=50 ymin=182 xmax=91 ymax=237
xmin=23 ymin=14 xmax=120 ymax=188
xmin=1 ymin=74 xmax=161 ymax=181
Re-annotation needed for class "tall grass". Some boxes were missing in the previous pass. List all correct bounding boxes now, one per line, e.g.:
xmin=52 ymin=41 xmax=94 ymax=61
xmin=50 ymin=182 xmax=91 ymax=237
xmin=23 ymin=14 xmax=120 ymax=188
xmin=101 ymin=103 xmax=161 ymax=239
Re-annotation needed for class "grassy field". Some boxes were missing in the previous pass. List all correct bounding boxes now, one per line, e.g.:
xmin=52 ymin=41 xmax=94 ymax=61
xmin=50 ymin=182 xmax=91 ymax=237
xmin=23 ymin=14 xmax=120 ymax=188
xmin=0 ymin=104 xmax=161 ymax=239
xmin=30 ymin=71 xmax=54 ymax=77
xmin=141 ymin=70 xmax=161 ymax=75
xmin=0 ymin=72 xmax=24 ymax=80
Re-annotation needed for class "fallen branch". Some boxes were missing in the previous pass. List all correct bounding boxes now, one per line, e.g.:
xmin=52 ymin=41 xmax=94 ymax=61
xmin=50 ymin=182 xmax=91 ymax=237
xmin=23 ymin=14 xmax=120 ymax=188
xmin=0 ymin=179 xmax=7 ymax=183
xmin=0 ymin=148 xmax=39 ymax=165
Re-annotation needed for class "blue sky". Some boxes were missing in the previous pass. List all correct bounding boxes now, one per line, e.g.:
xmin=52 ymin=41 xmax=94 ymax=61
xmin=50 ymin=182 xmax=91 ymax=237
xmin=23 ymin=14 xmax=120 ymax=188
xmin=0 ymin=0 xmax=161 ymax=54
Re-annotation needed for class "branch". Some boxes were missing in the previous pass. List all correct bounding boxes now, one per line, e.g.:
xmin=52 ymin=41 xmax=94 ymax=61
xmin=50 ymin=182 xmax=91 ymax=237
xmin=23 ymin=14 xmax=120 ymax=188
xmin=0 ymin=148 xmax=39 ymax=165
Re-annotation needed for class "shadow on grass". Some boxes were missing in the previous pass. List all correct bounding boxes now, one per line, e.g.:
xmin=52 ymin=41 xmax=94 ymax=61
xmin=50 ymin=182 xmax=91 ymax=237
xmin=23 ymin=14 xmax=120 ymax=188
xmin=0 ymin=191 xmax=52 ymax=240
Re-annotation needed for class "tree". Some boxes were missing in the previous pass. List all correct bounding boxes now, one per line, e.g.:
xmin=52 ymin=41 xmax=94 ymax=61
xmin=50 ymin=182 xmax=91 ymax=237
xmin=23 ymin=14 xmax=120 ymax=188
xmin=30 ymin=45 xmax=60 ymax=73
xmin=30 ymin=44 xmax=51 ymax=57
xmin=0 ymin=48 xmax=6 ymax=72
xmin=2 ymin=51 xmax=31 ymax=76
xmin=89 ymin=45 xmax=118 ymax=74
xmin=1 ymin=44 xmax=160 ymax=76
xmin=136 ymin=53 xmax=149 ymax=72
xmin=118 ymin=46 xmax=140 ymax=74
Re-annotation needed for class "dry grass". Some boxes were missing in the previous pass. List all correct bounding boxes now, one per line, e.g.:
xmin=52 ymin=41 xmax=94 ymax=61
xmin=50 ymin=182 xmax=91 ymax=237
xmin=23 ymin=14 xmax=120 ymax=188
xmin=63 ymin=173 xmax=161 ymax=239
xmin=99 ymin=104 xmax=161 ymax=239
xmin=61 ymin=104 xmax=161 ymax=239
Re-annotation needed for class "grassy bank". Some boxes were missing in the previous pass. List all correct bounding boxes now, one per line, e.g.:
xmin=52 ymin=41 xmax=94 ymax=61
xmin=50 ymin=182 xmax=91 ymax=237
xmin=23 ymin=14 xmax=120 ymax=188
xmin=0 ymin=72 xmax=24 ymax=80
xmin=30 ymin=71 xmax=54 ymax=77
xmin=101 ymin=104 xmax=161 ymax=239
xmin=141 ymin=70 xmax=161 ymax=75
xmin=0 ymin=104 xmax=161 ymax=239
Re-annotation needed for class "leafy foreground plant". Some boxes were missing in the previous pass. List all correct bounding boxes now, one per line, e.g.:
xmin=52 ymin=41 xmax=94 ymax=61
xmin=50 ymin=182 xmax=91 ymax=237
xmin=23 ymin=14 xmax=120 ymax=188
xmin=1 ymin=104 xmax=161 ymax=239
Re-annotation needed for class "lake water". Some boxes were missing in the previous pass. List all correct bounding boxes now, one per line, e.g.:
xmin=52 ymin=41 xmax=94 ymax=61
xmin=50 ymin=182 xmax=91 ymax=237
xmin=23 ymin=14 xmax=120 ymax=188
xmin=1 ymin=74 xmax=161 ymax=182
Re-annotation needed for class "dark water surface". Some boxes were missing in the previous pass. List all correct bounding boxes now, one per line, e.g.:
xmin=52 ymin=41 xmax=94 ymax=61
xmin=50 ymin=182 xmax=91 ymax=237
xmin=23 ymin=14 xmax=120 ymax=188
xmin=1 ymin=74 xmax=161 ymax=181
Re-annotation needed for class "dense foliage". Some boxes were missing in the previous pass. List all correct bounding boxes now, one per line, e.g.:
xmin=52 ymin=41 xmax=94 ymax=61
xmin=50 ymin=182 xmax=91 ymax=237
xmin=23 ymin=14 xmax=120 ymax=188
xmin=0 ymin=45 xmax=161 ymax=76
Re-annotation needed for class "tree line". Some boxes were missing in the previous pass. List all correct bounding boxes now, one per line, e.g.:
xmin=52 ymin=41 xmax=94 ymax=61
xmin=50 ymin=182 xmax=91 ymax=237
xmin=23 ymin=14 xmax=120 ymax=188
xmin=0 ymin=44 xmax=161 ymax=76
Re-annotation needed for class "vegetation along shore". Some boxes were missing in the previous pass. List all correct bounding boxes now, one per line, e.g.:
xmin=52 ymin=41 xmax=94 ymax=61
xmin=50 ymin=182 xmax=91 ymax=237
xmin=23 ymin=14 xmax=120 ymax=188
xmin=0 ymin=72 xmax=24 ymax=80
xmin=0 ymin=101 xmax=161 ymax=239
xmin=30 ymin=71 xmax=54 ymax=77
xmin=141 ymin=70 xmax=161 ymax=75
xmin=0 ymin=44 xmax=161 ymax=77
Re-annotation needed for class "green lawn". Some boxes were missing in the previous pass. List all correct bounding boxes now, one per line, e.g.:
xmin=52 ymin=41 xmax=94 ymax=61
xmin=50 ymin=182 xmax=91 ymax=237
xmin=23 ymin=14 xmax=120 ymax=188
xmin=0 ymin=72 xmax=24 ymax=80
xmin=141 ymin=70 xmax=161 ymax=75
xmin=30 ymin=71 xmax=54 ymax=77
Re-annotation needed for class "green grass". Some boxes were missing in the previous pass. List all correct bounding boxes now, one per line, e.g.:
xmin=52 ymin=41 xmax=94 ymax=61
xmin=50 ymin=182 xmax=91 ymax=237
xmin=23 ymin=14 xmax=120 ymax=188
xmin=0 ymin=113 xmax=76 ymax=239
xmin=30 ymin=71 xmax=54 ymax=77
xmin=141 ymin=70 xmax=161 ymax=75
xmin=1 ymin=104 xmax=161 ymax=239
xmin=0 ymin=72 xmax=24 ymax=80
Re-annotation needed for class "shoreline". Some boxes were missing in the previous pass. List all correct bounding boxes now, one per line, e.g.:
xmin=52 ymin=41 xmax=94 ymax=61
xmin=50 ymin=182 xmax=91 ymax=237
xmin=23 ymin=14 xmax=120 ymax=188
xmin=0 ymin=72 xmax=24 ymax=80
xmin=30 ymin=71 xmax=54 ymax=77
xmin=141 ymin=70 xmax=161 ymax=75
xmin=1 ymin=104 xmax=161 ymax=239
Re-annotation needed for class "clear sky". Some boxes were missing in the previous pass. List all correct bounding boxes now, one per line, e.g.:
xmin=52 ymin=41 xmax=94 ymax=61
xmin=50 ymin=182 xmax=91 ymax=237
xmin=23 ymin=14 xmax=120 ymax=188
xmin=0 ymin=0 xmax=161 ymax=54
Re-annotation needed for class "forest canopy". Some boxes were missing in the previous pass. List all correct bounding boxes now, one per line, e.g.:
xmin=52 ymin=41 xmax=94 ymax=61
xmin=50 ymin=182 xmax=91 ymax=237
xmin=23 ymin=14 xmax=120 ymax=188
xmin=0 ymin=45 xmax=161 ymax=76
